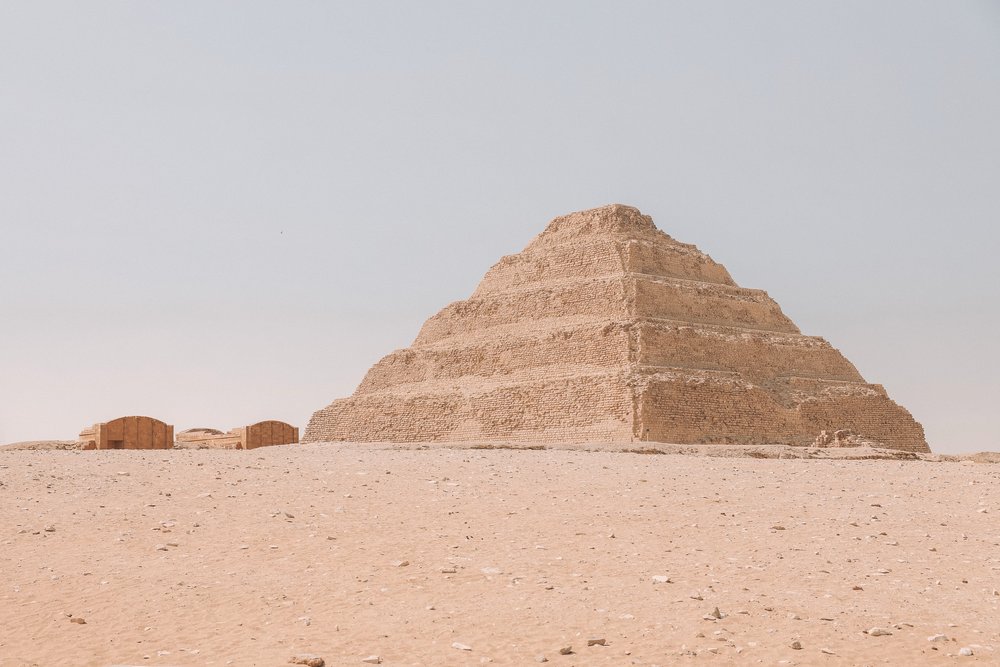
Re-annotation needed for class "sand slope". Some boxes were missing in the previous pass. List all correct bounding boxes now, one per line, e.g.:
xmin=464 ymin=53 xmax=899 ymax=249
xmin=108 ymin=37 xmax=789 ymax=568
xmin=1 ymin=444 xmax=998 ymax=665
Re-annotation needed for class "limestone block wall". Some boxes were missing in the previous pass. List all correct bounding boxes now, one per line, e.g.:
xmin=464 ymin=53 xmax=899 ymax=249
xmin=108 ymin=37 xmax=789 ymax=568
xmin=464 ymin=372 xmax=633 ymax=441
xmin=473 ymin=236 xmax=734 ymax=298
xmin=305 ymin=372 xmax=633 ymax=443
xmin=636 ymin=322 xmax=863 ymax=382
xmin=419 ymin=275 xmax=798 ymax=348
xmin=623 ymin=239 xmax=735 ymax=286
xmin=795 ymin=393 xmax=927 ymax=453
xmin=306 ymin=393 xmax=465 ymax=443
xmin=635 ymin=373 xmax=927 ymax=452
xmin=473 ymin=241 xmax=628 ymax=297
xmin=636 ymin=372 xmax=793 ymax=445
xmin=358 ymin=320 xmax=636 ymax=393
xmin=633 ymin=278 xmax=800 ymax=333
xmin=416 ymin=277 xmax=632 ymax=345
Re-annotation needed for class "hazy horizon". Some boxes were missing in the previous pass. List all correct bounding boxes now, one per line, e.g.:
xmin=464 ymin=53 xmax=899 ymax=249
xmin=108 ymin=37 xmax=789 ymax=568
xmin=2 ymin=2 xmax=998 ymax=453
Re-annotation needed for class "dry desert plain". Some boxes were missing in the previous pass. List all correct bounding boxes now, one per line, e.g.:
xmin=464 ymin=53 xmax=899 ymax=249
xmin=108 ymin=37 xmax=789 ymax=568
xmin=1 ymin=443 xmax=999 ymax=666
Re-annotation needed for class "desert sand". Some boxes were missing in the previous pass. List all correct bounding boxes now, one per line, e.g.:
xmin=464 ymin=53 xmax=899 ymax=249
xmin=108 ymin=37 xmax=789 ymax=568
xmin=1 ymin=443 xmax=998 ymax=666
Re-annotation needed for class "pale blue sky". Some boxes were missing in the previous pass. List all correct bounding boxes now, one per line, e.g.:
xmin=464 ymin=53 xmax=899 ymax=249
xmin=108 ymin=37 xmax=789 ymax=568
xmin=2 ymin=2 xmax=998 ymax=453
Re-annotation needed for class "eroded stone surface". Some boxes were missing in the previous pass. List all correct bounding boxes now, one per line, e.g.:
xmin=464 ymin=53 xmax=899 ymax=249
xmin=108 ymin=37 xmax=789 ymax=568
xmin=305 ymin=204 xmax=928 ymax=452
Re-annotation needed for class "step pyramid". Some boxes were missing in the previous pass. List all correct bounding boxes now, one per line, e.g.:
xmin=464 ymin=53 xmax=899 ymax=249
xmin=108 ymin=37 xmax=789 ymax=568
xmin=305 ymin=204 xmax=928 ymax=452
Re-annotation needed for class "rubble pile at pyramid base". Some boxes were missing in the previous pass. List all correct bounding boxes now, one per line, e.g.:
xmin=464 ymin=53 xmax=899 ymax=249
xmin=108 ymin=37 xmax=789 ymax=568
xmin=306 ymin=205 xmax=929 ymax=453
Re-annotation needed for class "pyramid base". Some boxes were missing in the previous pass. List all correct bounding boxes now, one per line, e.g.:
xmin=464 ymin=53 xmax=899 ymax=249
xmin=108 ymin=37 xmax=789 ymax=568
xmin=636 ymin=372 xmax=929 ymax=453
xmin=304 ymin=371 xmax=635 ymax=444
xmin=305 ymin=369 xmax=928 ymax=453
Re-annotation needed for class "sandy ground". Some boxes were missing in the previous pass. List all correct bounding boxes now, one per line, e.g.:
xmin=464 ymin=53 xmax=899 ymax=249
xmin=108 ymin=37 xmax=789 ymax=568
xmin=1 ymin=444 xmax=998 ymax=666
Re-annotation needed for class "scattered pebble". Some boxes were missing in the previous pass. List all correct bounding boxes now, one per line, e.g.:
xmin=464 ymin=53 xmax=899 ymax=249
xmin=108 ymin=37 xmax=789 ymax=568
xmin=452 ymin=642 xmax=472 ymax=651
xmin=790 ymin=640 xmax=802 ymax=650
xmin=587 ymin=638 xmax=607 ymax=647
xmin=289 ymin=655 xmax=325 ymax=667
xmin=867 ymin=627 xmax=892 ymax=636
xmin=652 ymin=575 xmax=672 ymax=584
xmin=558 ymin=646 xmax=573 ymax=655
xmin=70 ymin=617 xmax=86 ymax=625
xmin=959 ymin=647 xmax=974 ymax=656
xmin=928 ymin=634 xmax=949 ymax=642
xmin=361 ymin=656 xmax=382 ymax=664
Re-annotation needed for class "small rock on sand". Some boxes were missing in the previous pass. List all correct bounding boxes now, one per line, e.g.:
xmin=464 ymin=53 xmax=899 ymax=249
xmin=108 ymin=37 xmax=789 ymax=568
xmin=361 ymin=656 xmax=382 ymax=664
xmin=652 ymin=575 xmax=672 ymax=584
xmin=558 ymin=646 xmax=573 ymax=655
xmin=587 ymin=638 xmax=607 ymax=647
xmin=69 ymin=617 xmax=86 ymax=624
xmin=289 ymin=655 xmax=325 ymax=667
xmin=958 ymin=647 xmax=974 ymax=656
xmin=867 ymin=627 xmax=892 ymax=636
xmin=452 ymin=642 xmax=472 ymax=651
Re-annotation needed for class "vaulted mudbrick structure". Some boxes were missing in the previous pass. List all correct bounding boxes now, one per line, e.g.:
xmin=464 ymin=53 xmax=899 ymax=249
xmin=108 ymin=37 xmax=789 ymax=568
xmin=305 ymin=204 xmax=928 ymax=452
xmin=78 ymin=416 xmax=174 ymax=450
xmin=176 ymin=420 xmax=299 ymax=449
